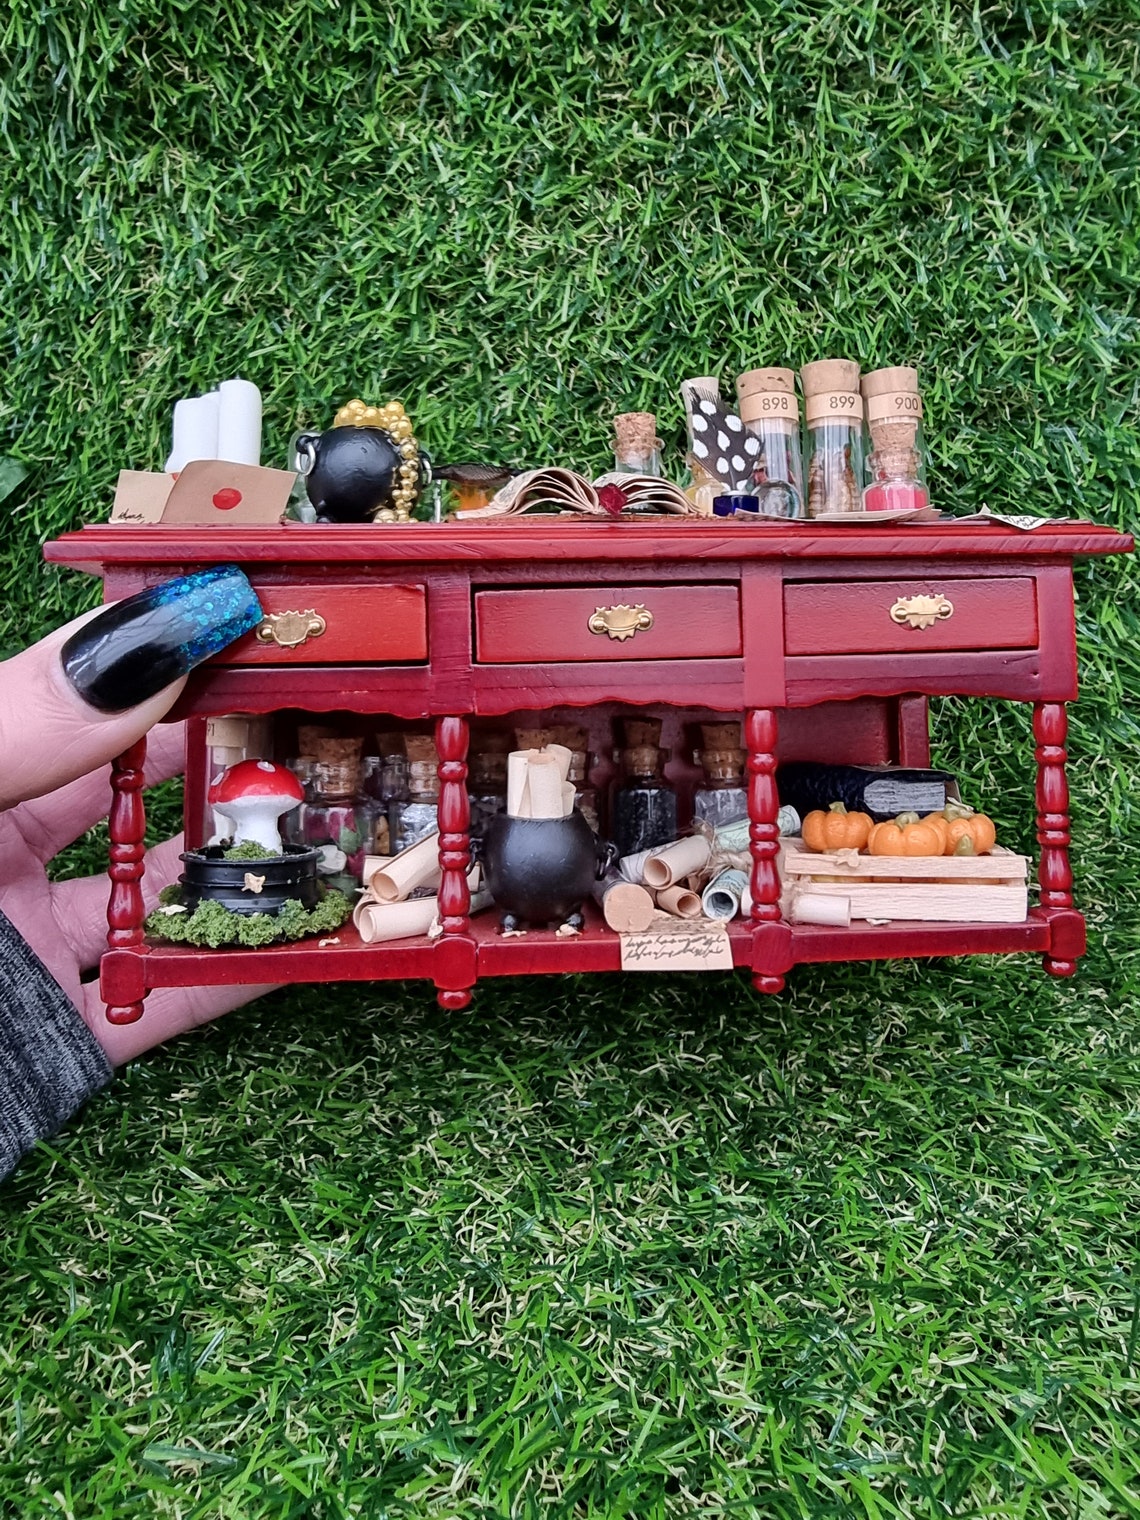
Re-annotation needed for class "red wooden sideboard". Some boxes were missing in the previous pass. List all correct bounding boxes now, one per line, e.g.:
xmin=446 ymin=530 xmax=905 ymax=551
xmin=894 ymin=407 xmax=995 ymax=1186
xmin=43 ymin=517 xmax=1133 ymax=1022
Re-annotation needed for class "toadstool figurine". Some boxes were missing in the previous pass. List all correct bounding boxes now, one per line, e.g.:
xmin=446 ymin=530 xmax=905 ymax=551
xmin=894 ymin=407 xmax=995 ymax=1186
xmin=209 ymin=760 xmax=304 ymax=854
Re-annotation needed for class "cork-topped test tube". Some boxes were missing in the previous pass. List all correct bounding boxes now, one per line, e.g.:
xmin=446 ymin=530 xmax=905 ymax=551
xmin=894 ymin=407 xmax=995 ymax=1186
xmin=860 ymin=366 xmax=929 ymax=512
xmin=735 ymin=367 xmax=804 ymax=518
xmin=800 ymin=358 xmax=864 ymax=517
xmin=612 ymin=411 xmax=663 ymax=477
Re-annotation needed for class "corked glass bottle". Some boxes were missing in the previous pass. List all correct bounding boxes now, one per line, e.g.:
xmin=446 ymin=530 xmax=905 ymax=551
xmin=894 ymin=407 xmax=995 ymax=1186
xmin=692 ymin=723 xmax=749 ymax=829
xmin=612 ymin=411 xmax=663 ymax=478
xmin=288 ymin=736 xmax=379 ymax=894
xmin=861 ymin=366 xmax=929 ymax=512
xmin=800 ymin=359 xmax=864 ymax=517
xmin=611 ymin=718 xmax=677 ymax=858
xmin=389 ymin=734 xmax=440 ymax=854
xmin=547 ymin=722 xmax=599 ymax=833
xmin=467 ymin=730 xmax=510 ymax=840
xmin=735 ymin=368 xmax=804 ymax=518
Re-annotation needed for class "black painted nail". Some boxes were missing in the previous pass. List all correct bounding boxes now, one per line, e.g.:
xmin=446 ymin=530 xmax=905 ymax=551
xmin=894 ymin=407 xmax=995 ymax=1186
xmin=61 ymin=565 xmax=263 ymax=713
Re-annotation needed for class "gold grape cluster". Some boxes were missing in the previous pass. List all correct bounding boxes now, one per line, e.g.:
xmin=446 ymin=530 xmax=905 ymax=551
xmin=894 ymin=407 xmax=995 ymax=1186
xmin=332 ymin=397 xmax=420 ymax=521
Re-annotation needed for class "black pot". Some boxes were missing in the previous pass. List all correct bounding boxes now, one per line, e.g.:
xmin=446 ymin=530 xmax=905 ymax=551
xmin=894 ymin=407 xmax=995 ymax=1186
xmin=296 ymin=426 xmax=427 ymax=523
xmin=481 ymin=812 xmax=616 ymax=931
xmin=179 ymin=845 xmax=323 ymax=916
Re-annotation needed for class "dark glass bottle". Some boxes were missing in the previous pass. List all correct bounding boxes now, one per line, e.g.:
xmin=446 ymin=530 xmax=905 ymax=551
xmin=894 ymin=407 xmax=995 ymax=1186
xmin=693 ymin=725 xmax=748 ymax=830
xmin=467 ymin=746 xmax=508 ymax=840
xmin=612 ymin=743 xmax=677 ymax=858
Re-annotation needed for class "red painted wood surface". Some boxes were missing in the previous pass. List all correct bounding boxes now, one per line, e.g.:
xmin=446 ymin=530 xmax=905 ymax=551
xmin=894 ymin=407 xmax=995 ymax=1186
xmin=44 ymin=518 xmax=1133 ymax=575
xmin=213 ymin=581 xmax=427 ymax=664
xmin=784 ymin=576 xmax=1038 ymax=655
xmin=474 ymin=584 xmax=741 ymax=663
xmin=39 ymin=514 xmax=1131 ymax=1018
xmin=106 ymin=740 xmax=148 ymax=1024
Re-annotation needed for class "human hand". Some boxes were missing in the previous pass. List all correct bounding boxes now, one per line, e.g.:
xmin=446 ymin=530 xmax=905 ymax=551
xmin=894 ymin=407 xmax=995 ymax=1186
xmin=0 ymin=567 xmax=277 ymax=1065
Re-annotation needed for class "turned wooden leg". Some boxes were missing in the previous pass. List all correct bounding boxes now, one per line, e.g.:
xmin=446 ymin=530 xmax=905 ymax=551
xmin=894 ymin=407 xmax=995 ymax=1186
xmin=746 ymin=708 xmax=784 ymax=994
xmin=435 ymin=716 xmax=473 ymax=1010
xmin=1034 ymin=702 xmax=1078 ymax=977
xmin=106 ymin=739 xmax=148 ymax=1024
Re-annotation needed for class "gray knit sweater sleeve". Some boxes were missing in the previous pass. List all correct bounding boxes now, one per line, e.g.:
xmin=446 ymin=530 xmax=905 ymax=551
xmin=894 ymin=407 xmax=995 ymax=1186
xmin=0 ymin=907 xmax=112 ymax=1180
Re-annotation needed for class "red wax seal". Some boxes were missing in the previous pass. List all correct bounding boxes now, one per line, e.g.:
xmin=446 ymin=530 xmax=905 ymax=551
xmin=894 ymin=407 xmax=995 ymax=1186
xmin=596 ymin=483 xmax=627 ymax=517
xmin=212 ymin=488 xmax=243 ymax=511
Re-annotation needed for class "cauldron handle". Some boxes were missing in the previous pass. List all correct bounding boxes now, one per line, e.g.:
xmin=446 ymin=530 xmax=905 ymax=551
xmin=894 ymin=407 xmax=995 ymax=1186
xmin=595 ymin=839 xmax=619 ymax=879
xmin=294 ymin=432 xmax=320 ymax=477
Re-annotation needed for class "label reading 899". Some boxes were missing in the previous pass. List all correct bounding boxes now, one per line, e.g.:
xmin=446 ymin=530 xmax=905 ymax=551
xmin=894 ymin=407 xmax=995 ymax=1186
xmin=805 ymin=391 xmax=863 ymax=423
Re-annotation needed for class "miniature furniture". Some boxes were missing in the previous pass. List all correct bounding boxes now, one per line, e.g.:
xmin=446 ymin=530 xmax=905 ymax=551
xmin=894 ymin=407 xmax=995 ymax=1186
xmin=44 ymin=518 xmax=1133 ymax=1022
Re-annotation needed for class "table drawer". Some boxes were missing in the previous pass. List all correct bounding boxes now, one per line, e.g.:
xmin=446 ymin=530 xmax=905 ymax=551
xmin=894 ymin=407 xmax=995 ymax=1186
xmin=213 ymin=581 xmax=427 ymax=664
xmin=784 ymin=577 xmax=1038 ymax=656
xmin=474 ymin=584 xmax=741 ymax=663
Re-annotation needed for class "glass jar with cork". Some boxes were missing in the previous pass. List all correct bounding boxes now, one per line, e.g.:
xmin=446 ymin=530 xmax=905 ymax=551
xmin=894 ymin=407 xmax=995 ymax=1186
xmin=467 ymin=729 xmax=510 ymax=840
xmin=389 ymin=734 xmax=440 ymax=854
xmin=800 ymin=359 xmax=864 ymax=517
xmin=861 ymin=366 xmax=929 ymax=513
xmin=735 ymin=368 xmax=804 ymax=518
xmin=692 ymin=723 xmax=749 ymax=829
xmin=612 ymin=411 xmax=663 ymax=478
xmin=286 ymin=736 xmax=380 ymax=894
xmin=611 ymin=717 xmax=678 ymax=859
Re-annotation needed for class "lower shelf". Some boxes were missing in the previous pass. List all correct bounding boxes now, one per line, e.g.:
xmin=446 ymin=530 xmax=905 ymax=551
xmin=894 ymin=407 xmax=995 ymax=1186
xmin=107 ymin=907 xmax=1057 ymax=996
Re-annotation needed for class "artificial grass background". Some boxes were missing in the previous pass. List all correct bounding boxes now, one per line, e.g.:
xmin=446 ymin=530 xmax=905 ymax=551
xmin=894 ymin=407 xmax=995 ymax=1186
xmin=2 ymin=2 xmax=1139 ymax=1516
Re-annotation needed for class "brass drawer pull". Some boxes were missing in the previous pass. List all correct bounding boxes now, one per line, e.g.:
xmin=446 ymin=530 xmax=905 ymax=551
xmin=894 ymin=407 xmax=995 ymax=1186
xmin=255 ymin=609 xmax=327 ymax=648
xmin=889 ymin=593 xmax=954 ymax=631
xmin=588 ymin=604 xmax=654 ymax=642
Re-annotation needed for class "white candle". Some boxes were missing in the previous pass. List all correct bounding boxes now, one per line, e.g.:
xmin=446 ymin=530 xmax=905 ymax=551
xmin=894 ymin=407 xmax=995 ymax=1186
xmin=166 ymin=393 xmax=220 ymax=471
xmin=216 ymin=378 xmax=263 ymax=466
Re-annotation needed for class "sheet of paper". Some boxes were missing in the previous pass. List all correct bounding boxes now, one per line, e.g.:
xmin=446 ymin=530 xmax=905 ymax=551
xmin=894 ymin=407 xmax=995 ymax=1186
xmin=110 ymin=471 xmax=175 ymax=523
xmin=619 ymin=915 xmax=734 ymax=972
xmin=160 ymin=460 xmax=296 ymax=525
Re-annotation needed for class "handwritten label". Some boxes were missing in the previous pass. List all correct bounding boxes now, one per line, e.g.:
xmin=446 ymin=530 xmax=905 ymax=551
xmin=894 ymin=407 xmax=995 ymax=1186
xmin=867 ymin=392 xmax=923 ymax=424
xmin=805 ymin=391 xmax=863 ymax=424
xmin=620 ymin=916 xmax=734 ymax=972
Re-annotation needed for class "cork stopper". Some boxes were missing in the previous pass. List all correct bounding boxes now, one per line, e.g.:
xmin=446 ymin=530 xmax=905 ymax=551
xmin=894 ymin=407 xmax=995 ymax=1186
xmin=624 ymin=744 xmax=661 ymax=775
xmin=613 ymin=412 xmax=659 ymax=460
xmin=861 ymin=366 xmax=919 ymax=399
xmin=736 ymin=367 xmax=795 ymax=400
xmin=622 ymin=717 xmax=662 ymax=748
xmin=547 ymin=723 xmax=588 ymax=751
xmin=514 ymin=726 xmax=548 ymax=752
xmin=297 ymin=723 xmax=338 ymax=757
xmin=313 ymin=736 xmax=362 ymax=766
xmin=404 ymin=734 xmax=438 ymax=764
xmin=800 ymin=359 xmax=861 ymax=395
xmin=700 ymin=722 xmax=742 ymax=750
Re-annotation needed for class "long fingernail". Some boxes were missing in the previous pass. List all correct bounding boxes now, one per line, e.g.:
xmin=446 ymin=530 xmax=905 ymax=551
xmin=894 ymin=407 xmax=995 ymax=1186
xmin=61 ymin=565 xmax=263 ymax=713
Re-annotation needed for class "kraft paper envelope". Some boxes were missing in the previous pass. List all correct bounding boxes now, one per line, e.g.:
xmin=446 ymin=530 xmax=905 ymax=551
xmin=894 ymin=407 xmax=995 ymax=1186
xmin=160 ymin=460 xmax=296 ymax=525
xmin=110 ymin=471 xmax=175 ymax=523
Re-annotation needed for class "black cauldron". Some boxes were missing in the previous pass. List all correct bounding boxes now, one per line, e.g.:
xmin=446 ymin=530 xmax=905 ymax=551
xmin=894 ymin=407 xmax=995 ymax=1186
xmin=179 ymin=845 xmax=323 ymax=916
xmin=480 ymin=812 xmax=616 ymax=932
xmin=296 ymin=426 xmax=428 ymax=523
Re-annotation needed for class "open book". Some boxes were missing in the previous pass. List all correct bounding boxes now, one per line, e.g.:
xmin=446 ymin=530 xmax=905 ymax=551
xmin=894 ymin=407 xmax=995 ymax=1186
xmin=453 ymin=468 xmax=697 ymax=519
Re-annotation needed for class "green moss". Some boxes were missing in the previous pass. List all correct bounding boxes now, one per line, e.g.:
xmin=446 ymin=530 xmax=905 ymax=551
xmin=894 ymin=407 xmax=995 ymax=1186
xmin=220 ymin=840 xmax=280 ymax=861
xmin=146 ymin=890 xmax=352 ymax=948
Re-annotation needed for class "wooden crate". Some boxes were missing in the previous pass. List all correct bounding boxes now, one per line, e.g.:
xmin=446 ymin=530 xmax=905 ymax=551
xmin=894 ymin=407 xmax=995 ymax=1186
xmin=781 ymin=840 xmax=1030 ymax=924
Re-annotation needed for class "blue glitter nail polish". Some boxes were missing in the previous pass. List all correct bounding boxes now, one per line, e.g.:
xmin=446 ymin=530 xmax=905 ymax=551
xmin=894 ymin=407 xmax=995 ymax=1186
xmin=60 ymin=565 xmax=263 ymax=713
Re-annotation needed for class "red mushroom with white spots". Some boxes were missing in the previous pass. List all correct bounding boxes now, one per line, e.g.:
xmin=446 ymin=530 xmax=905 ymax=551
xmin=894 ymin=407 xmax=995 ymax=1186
xmin=208 ymin=760 xmax=304 ymax=854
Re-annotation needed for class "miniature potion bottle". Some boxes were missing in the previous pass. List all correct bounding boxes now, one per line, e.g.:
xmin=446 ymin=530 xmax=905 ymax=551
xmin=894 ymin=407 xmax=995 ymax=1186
xmin=693 ymin=723 xmax=749 ymax=829
xmin=467 ymin=731 xmax=510 ymax=840
xmin=390 ymin=734 xmax=440 ymax=853
xmin=735 ymin=367 xmax=804 ymax=518
xmin=612 ymin=411 xmax=663 ymax=477
xmin=860 ymin=366 xmax=929 ymax=512
xmin=548 ymin=723 xmax=599 ymax=832
xmin=611 ymin=718 xmax=678 ymax=858
xmin=289 ymin=737 xmax=379 ymax=894
xmin=800 ymin=359 xmax=864 ymax=517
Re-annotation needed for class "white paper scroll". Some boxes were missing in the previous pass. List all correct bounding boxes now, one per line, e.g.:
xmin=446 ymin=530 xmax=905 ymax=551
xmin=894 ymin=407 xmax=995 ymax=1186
xmin=166 ymin=378 xmax=262 ymax=471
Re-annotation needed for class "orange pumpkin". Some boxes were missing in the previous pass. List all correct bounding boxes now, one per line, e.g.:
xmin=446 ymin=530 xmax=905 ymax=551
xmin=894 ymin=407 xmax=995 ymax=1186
xmin=939 ymin=802 xmax=997 ymax=856
xmin=867 ymin=811 xmax=948 ymax=856
xmin=802 ymin=801 xmax=873 ymax=853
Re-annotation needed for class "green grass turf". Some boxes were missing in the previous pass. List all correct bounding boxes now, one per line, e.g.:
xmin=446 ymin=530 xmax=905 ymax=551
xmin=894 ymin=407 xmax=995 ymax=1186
xmin=2 ymin=2 xmax=1140 ymax=1514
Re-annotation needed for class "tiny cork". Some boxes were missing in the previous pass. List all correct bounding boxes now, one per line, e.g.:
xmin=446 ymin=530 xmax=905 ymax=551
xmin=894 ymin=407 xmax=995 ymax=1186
xmin=800 ymin=358 xmax=861 ymax=395
xmin=613 ymin=412 xmax=659 ymax=458
xmin=313 ymin=735 xmax=363 ymax=765
xmin=297 ymin=723 xmax=338 ymax=757
xmin=404 ymin=734 xmax=439 ymax=764
xmin=622 ymin=717 xmax=662 ymax=748
xmin=547 ymin=723 xmax=588 ymax=751
xmin=861 ymin=366 xmax=919 ymax=399
xmin=514 ymin=727 xmax=548 ymax=752
xmin=700 ymin=722 xmax=741 ymax=751
xmin=736 ymin=367 xmax=796 ymax=400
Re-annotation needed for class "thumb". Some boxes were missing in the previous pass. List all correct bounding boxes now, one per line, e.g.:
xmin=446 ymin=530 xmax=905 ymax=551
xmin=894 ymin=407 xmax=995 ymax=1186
xmin=0 ymin=565 xmax=261 ymax=810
